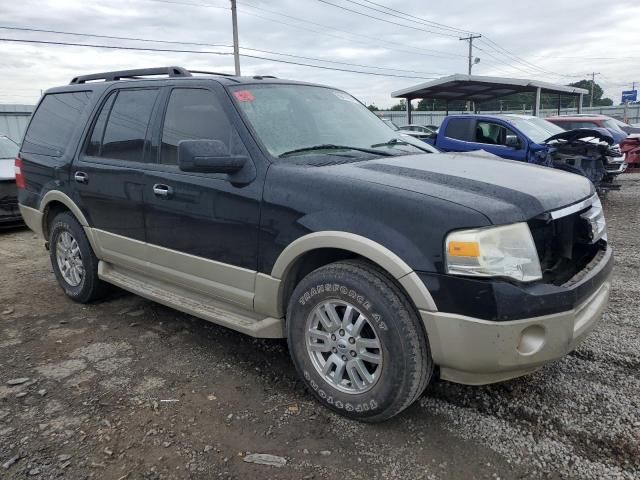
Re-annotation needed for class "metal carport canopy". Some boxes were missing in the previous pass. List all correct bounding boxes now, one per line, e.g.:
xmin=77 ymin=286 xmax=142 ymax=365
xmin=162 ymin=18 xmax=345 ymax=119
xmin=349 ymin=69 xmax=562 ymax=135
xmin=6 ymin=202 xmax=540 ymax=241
xmin=390 ymin=74 xmax=589 ymax=119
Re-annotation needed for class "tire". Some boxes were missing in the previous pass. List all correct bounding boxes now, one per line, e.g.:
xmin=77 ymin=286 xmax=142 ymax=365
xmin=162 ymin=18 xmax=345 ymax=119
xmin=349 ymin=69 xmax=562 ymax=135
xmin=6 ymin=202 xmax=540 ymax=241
xmin=48 ymin=211 xmax=109 ymax=303
xmin=287 ymin=259 xmax=433 ymax=422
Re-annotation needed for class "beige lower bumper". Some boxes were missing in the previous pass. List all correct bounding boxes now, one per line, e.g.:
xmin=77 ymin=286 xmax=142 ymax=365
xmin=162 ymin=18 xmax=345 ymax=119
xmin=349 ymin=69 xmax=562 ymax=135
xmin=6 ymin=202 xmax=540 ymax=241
xmin=420 ymin=280 xmax=611 ymax=385
xmin=18 ymin=204 xmax=43 ymax=237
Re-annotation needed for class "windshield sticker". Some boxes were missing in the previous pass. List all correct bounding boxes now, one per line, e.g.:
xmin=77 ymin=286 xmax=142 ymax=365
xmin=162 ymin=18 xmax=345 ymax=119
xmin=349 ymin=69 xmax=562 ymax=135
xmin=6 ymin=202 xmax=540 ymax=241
xmin=233 ymin=90 xmax=255 ymax=102
xmin=332 ymin=91 xmax=358 ymax=103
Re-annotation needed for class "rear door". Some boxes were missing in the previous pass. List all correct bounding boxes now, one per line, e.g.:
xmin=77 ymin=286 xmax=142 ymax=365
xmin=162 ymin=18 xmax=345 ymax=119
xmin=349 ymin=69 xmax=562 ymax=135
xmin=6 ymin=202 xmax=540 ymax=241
xmin=141 ymin=84 xmax=262 ymax=309
xmin=73 ymin=87 xmax=160 ymax=270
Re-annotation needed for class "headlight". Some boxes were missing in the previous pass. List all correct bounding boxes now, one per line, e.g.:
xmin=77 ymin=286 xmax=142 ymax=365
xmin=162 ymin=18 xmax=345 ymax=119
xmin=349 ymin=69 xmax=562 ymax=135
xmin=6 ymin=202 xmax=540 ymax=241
xmin=445 ymin=222 xmax=542 ymax=282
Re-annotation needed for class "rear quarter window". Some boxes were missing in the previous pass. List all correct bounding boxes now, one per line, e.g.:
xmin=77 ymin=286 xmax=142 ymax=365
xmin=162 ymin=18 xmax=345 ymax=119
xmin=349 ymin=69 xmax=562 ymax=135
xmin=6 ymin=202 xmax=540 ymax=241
xmin=22 ymin=91 xmax=93 ymax=157
xmin=444 ymin=118 xmax=474 ymax=141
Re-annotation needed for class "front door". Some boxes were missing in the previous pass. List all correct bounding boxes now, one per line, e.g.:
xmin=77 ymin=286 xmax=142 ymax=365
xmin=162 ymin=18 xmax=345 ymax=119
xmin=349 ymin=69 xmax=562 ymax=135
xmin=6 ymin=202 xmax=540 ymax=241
xmin=142 ymin=86 xmax=263 ymax=309
xmin=73 ymin=87 xmax=160 ymax=270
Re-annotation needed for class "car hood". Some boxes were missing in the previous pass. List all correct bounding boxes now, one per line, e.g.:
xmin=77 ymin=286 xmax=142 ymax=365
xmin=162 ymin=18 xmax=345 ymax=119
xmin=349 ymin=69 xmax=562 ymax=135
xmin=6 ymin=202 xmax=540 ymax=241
xmin=330 ymin=152 xmax=594 ymax=224
xmin=0 ymin=158 xmax=15 ymax=181
xmin=544 ymin=128 xmax=614 ymax=145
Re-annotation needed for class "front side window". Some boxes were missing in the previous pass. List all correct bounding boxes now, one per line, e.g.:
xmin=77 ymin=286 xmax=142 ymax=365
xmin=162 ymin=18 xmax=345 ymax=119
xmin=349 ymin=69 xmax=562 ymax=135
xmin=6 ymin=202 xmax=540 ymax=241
xmin=475 ymin=121 xmax=518 ymax=146
xmin=23 ymin=91 xmax=92 ymax=156
xmin=230 ymin=84 xmax=430 ymax=159
xmin=160 ymin=89 xmax=238 ymax=165
xmin=99 ymin=89 xmax=158 ymax=162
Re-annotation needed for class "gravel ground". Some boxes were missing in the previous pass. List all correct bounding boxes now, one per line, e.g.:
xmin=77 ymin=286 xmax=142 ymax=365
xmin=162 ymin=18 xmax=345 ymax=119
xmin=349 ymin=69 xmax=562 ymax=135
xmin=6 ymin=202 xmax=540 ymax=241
xmin=1 ymin=174 xmax=639 ymax=479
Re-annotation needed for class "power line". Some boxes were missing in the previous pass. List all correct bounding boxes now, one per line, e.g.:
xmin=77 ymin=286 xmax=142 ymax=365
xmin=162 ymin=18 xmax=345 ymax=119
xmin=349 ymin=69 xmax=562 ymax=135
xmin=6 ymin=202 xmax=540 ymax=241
xmin=341 ymin=0 xmax=471 ymax=36
xmin=236 ymin=0 xmax=465 ymax=58
xmin=145 ymin=0 xmax=465 ymax=59
xmin=358 ymin=0 xmax=476 ymax=35
xmin=315 ymin=0 xmax=461 ymax=38
xmin=0 ymin=25 xmax=444 ymax=75
xmin=0 ymin=37 xmax=437 ymax=79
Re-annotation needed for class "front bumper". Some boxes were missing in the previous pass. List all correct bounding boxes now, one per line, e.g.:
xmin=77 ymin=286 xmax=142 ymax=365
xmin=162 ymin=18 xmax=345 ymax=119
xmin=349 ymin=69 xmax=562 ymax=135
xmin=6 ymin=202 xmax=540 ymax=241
xmin=418 ymin=246 xmax=613 ymax=385
xmin=420 ymin=279 xmax=610 ymax=385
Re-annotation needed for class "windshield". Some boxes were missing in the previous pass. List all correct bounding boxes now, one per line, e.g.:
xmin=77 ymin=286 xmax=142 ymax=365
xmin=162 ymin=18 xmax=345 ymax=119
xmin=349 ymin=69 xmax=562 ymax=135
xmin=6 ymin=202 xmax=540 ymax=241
xmin=230 ymin=84 xmax=429 ymax=158
xmin=0 ymin=137 xmax=18 ymax=158
xmin=603 ymin=118 xmax=626 ymax=133
xmin=508 ymin=117 xmax=565 ymax=143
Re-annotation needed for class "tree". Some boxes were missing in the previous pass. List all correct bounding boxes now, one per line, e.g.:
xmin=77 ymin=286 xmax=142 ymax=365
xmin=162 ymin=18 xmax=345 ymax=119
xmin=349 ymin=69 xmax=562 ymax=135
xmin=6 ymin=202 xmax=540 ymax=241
xmin=568 ymin=80 xmax=613 ymax=107
xmin=389 ymin=99 xmax=406 ymax=111
xmin=366 ymin=104 xmax=379 ymax=112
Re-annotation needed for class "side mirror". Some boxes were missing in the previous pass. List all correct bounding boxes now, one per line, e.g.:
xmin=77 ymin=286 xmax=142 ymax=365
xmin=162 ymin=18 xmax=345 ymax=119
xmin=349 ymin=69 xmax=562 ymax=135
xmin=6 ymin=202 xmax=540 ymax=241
xmin=505 ymin=134 xmax=521 ymax=148
xmin=178 ymin=139 xmax=247 ymax=174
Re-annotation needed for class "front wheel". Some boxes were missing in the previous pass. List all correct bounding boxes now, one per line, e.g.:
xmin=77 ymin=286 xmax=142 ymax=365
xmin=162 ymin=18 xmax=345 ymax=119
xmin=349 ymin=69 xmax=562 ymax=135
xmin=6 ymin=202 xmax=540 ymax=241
xmin=287 ymin=260 xmax=433 ymax=422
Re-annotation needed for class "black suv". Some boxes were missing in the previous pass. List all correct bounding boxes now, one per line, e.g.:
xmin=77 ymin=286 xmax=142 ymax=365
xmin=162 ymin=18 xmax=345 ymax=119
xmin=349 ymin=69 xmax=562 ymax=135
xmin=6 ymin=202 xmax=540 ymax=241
xmin=17 ymin=67 xmax=613 ymax=421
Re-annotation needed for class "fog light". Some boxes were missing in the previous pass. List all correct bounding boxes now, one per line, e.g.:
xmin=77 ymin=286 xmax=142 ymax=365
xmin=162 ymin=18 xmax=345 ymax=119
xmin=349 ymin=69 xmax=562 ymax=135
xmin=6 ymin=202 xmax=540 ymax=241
xmin=517 ymin=325 xmax=546 ymax=356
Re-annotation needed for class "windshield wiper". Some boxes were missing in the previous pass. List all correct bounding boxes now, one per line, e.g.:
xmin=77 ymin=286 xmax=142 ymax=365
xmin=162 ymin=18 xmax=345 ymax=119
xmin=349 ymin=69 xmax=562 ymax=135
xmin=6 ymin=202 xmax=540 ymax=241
xmin=278 ymin=144 xmax=393 ymax=158
xmin=370 ymin=138 xmax=411 ymax=148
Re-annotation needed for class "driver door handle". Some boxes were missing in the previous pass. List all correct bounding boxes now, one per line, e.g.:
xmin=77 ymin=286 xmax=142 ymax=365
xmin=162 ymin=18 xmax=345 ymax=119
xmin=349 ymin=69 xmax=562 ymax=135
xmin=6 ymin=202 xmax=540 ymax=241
xmin=74 ymin=171 xmax=89 ymax=184
xmin=153 ymin=184 xmax=173 ymax=198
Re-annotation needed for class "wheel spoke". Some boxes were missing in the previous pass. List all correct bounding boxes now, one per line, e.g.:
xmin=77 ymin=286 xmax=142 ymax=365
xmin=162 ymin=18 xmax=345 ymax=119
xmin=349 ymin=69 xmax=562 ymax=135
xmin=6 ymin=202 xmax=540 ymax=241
xmin=357 ymin=337 xmax=380 ymax=350
xmin=352 ymin=359 xmax=374 ymax=386
xmin=322 ymin=354 xmax=341 ymax=375
xmin=323 ymin=303 xmax=342 ymax=331
xmin=346 ymin=363 xmax=363 ymax=390
xmin=341 ymin=305 xmax=354 ymax=328
xmin=358 ymin=349 xmax=381 ymax=365
xmin=352 ymin=314 xmax=366 ymax=337
xmin=308 ymin=328 xmax=332 ymax=353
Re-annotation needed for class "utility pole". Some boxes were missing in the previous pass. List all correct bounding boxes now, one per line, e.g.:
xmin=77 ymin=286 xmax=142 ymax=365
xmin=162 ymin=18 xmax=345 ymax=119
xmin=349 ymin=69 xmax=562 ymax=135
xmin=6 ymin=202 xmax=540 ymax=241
xmin=230 ymin=0 xmax=241 ymax=76
xmin=459 ymin=34 xmax=482 ymax=75
xmin=589 ymin=72 xmax=600 ymax=108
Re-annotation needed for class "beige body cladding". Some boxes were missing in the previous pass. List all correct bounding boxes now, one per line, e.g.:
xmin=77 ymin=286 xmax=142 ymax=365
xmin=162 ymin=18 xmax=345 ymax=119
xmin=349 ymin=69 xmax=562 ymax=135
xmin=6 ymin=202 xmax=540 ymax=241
xmin=19 ymin=190 xmax=611 ymax=385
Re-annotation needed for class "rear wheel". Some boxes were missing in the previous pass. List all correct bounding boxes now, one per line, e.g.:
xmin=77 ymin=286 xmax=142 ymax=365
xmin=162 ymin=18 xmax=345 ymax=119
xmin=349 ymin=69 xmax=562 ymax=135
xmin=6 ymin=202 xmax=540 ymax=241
xmin=287 ymin=260 xmax=433 ymax=422
xmin=49 ymin=212 xmax=109 ymax=303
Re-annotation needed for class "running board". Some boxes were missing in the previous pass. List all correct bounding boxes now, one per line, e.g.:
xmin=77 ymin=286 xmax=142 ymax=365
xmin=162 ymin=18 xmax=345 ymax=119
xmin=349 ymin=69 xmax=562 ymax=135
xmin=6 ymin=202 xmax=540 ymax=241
xmin=98 ymin=261 xmax=285 ymax=338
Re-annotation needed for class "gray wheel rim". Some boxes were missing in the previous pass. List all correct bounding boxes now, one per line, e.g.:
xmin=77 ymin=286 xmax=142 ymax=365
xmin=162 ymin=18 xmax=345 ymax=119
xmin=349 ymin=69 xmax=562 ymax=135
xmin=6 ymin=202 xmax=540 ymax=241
xmin=305 ymin=300 xmax=383 ymax=394
xmin=55 ymin=231 xmax=84 ymax=287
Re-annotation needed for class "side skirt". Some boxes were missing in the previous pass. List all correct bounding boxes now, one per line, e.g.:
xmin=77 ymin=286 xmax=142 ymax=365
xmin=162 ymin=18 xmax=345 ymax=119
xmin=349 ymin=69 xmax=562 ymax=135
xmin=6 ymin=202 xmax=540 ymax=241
xmin=98 ymin=261 xmax=285 ymax=338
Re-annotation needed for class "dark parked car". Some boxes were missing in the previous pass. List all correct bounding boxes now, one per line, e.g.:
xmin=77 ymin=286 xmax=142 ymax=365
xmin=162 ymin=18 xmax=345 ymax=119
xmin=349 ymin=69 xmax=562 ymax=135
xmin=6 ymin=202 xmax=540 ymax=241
xmin=0 ymin=135 xmax=22 ymax=227
xmin=17 ymin=67 xmax=612 ymax=421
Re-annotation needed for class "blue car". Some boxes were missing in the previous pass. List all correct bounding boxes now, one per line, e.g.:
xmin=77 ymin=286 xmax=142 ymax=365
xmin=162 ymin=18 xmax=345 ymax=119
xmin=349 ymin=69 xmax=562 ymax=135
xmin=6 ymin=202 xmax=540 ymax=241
xmin=426 ymin=114 xmax=625 ymax=189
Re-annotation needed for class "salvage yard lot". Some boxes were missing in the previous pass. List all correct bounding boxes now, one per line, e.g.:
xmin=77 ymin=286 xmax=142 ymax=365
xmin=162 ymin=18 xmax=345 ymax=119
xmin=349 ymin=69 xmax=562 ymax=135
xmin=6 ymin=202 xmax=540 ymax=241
xmin=1 ymin=175 xmax=639 ymax=480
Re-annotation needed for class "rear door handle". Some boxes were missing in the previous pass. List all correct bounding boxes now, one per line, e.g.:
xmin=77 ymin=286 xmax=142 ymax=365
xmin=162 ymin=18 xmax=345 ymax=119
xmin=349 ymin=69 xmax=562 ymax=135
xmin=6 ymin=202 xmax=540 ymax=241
xmin=153 ymin=184 xmax=173 ymax=198
xmin=74 ymin=171 xmax=89 ymax=184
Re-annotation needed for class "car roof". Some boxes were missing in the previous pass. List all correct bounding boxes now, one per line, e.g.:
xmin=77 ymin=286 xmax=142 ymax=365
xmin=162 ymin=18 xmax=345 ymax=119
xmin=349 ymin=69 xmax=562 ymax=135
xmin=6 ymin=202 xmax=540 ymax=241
xmin=446 ymin=113 xmax=538 ymax=121
xmin=545 ymin=116 xmax=604 ymax=121
xmin=43 ymin=69 xmax=330 ymax=96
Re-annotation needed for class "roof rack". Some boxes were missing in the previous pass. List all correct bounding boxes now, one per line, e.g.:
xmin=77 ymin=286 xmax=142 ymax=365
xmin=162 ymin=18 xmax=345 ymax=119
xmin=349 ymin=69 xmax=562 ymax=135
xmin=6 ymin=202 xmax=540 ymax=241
xmin=69 ymin=66 xmax=192 ymax=84
xmin=189 ymin=70 xmax=235 ymax=77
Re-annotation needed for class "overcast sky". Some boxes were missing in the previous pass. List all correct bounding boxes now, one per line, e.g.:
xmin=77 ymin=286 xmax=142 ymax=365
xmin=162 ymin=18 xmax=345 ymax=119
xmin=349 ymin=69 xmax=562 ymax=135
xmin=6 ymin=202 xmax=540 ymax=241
xmin=0 ymin=0 xmax=638 ymax=108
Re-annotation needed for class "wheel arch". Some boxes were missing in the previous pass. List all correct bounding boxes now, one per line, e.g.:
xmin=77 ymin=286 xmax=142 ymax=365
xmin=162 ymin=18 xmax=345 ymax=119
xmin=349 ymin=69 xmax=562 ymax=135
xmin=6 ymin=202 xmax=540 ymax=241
xmin=256 ymin=231 xmax=437 ymax=319
xmin=39 ymin=190 xmax=100 ymax=254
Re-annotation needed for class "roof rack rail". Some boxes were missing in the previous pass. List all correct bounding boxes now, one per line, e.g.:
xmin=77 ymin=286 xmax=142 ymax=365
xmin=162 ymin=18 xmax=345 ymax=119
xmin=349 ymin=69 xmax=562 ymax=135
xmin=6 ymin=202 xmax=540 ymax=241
xmin=69 ymin=66 xmax=191 ymax=84
xmin=189 ymin=70 xmax=235 ymax=77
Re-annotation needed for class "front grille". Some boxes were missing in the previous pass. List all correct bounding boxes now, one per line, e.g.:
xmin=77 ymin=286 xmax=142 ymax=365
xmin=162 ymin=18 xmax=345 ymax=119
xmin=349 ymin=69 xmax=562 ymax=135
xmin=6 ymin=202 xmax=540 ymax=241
xmin=528 ymin=197 xmax=606 ymax=286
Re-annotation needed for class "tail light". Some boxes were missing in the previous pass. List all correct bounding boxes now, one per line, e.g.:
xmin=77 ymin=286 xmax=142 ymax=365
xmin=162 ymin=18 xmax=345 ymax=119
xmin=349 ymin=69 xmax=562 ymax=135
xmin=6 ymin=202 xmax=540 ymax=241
xmin=14 ymin=157 xmax=25 ymax=189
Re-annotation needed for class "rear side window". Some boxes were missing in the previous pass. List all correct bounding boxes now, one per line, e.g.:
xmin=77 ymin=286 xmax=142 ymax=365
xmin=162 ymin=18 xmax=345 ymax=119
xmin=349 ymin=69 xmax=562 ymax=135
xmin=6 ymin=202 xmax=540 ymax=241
xmin=96 ymin=89 xmax=158 ymax=162
xmin=23 ymin=91 xmax=92 ymax=156
xmin=444 ymin=118 xmax=474 ymax=141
